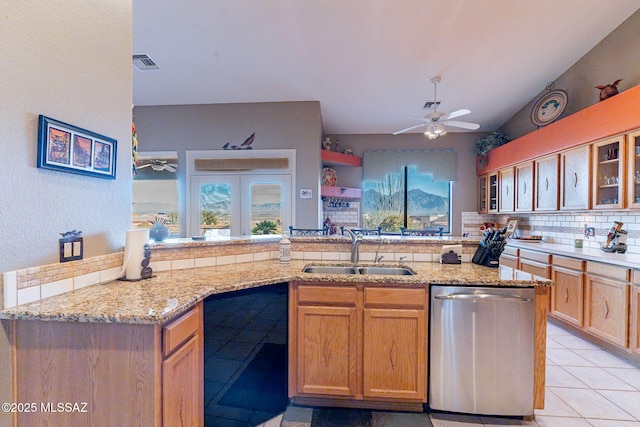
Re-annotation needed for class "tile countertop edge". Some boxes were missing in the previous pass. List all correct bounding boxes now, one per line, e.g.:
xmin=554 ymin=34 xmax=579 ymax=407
xmin=506 ymin=239 xmax=640 ymax=268
xmin=0 ymin=260 xmax=551 ymax=324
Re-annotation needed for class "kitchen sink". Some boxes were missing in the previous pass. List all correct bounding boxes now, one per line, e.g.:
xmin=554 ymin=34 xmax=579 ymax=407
xmin=357 ymin=266 xmax=415 ymax=276
xmin=302 ymin=265 xmax=416 ymax=276
xmin=302 ymin=265 xmax=358 ymax=274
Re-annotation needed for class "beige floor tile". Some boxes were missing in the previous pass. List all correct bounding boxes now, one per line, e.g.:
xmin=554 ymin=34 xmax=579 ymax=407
xmin=563 ymin=366 xmax=636 ymax=391
xmin=606 ymin=368 xmax=640 ymax=390
xmin=545 ymin=366 xmax=588 ymax=388
xmin=546 ymin=349 xmax=595 ymax=367
xmin=546 ymin=337 xmax=565 ymax=349
xmin=534 ymin=416 xmax=592 ymax=427
xmin=597 ymin=390 xmax=640 ymax=420
xmin=554 ymin=334 xmax=601 ymax=350
xmin=263 ymin=413 xmax=284 ymax=427
xmin=534 ymin=389 xmax=579 ymax=418
xmin=547 ymin=323 xmax=573 ymax=336
xmin=550 ymin=387 xmax=635 ymax=420
xmin=586 ymin=420 xmax=640 ymax=427
xmin=572 ymin=349 xmax=636 ymax=369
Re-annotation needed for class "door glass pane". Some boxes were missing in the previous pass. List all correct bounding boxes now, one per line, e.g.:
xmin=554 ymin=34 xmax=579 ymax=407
xmin=199 ymin=183 xmax=231 ymax=237
xmin=250 ymin=183 xmax=282 ymax=235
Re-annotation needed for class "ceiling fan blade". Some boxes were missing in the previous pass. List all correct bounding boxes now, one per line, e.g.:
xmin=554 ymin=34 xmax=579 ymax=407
xmin=443 ymin=109 xmax=471 ymax=120
xmin=393 ymin=124 xmax=426 ymax=135
xmin=164 ymin=165 xmax=176 ymax=172
xmin=443 ymin=120 xmax=480 ymax=130
xmin=136 ymin=164 xmax=151 ymax=169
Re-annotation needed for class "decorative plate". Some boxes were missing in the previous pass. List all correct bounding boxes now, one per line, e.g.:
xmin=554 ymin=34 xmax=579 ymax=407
xmin=530 ymin=89 xmax=568 ymax=127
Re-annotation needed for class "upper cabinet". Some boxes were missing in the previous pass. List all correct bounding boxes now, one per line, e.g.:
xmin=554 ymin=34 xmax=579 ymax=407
xmin=534 ymin=155 xmax=559 ymax=211
xmin=515 ymin=162 xmax=534 ymax=212
xmin=477 ymin=174 xmax=488 ymax=213
xmin=560 ymin=145 xmax=590 ymax=211
xmin=592 ymin=135 xmax=625 ymax=210
xmin=627 ymin=130 xmax=640 ymax=209
xmin=499 ymin=167 xmax=514 ymax=213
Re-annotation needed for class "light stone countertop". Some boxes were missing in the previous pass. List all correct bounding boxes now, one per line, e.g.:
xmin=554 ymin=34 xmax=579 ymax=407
xmin=507 ymin=240 xmax=640 ymax=268
xmin=0 ymin=260 xmax=550 ymax=325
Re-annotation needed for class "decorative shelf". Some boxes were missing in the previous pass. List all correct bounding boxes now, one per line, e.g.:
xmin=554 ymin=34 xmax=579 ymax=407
xmin=321 ymin=150 xmax=362 ymax=167
xmin=321 ymin=186 xmax=362 ymax=199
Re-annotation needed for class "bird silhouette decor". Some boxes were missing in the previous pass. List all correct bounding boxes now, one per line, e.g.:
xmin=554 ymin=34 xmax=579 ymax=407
xmin=222 ymin=132 xmax=255 ymax=150
xmin=595 ymin=79 xmax=622 ymax=101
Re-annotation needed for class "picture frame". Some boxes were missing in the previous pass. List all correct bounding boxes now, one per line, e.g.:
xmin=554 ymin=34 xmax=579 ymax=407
xmin=37 ymin=115 xmax=117 ymax=179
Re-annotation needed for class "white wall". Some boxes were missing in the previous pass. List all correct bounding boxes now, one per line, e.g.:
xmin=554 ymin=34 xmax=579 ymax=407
xmin=0 ymin=1 xmax=133 ymax=273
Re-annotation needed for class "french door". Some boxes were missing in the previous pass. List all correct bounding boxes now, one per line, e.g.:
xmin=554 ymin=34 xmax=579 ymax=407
xmin=189 ymin=174 xmax=292 ymax=237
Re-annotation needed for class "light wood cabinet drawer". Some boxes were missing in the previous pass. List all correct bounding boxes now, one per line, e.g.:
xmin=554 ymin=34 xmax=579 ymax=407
xmin=502 ymin=246 xmax=519 ymax=257
xmin=552 ymin=255 xmax=584 ymax=271
xmin=586 ymin=262 xmax=630 ymax=282
xmin=298 ymin=285 xmax=357 ymax=305
xmin=364 ymin=287 xmax=425 ymax=308
xmin=520 ymin=259 xmax=551 ymax=279
xmin=585 ymin=276 xmax=629 ymax=347
xmin=519 ymin=249 xmax=551 ymax=264
xmin=500 ymin=254 xmax=518 ymax=269
xmin=163 ymin=303 xmax=201 ymax=357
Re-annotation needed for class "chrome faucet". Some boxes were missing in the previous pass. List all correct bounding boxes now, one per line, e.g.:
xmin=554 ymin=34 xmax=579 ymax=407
xmin=343 ymin=228 xmax=361 ymax=264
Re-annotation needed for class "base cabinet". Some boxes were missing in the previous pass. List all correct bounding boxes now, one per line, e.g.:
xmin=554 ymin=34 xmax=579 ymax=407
xmin=631 ymin=283 xmax=640 ymax=356
xmin=289 ymin=282 xmax=427 ymax=409
xmin=585 ymin=275 xmax=630 ymax=347
xmin=551 ymin=256 xmax=585 ymax=327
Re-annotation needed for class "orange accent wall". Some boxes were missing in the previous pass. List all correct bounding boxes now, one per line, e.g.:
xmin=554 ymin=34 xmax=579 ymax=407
xmin=477 ymin=84 xmax=640 ymax=174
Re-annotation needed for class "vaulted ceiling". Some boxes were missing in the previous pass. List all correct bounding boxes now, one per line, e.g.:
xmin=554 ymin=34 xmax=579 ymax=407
xmin=133 ymin=1 xmax=639 ymax=135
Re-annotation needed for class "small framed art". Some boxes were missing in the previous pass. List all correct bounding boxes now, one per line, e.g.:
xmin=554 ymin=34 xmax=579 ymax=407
xmin=37 ymin=115 xmax=117 ymax=179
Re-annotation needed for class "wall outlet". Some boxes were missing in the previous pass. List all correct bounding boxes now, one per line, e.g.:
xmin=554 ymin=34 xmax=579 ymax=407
xmin=63 ymin=242 xmax=72 ymax=257
xmin=584 ymin=224 xmax=596 ymax=237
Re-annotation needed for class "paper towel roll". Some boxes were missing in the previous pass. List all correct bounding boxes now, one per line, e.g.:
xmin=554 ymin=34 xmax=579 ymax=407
xmin=122 ymin=229 xmax=149 ymax=280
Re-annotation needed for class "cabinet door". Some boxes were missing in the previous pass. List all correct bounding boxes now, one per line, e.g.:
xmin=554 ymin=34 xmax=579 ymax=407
xmin=592 ymin=135 xmax=625 ymax=209
xmin=535 ymin=155 xmax=559 ymax=211
xmin=561 ymin=146 xmax=590 ymax=210
xmin=631 ymin=284 xmax=640 ymax=356
xmin=551 ymin=267 xmax=584 ymax=327
xmin=478 ymin=175 xmax=488 ymax=213
xmin=499 ymin=167 xmax=514 ymax=213
xmin=515 ymin=162 xmax=534 ymax=212
xmin=585 ymin=276 xmax=630 ymax=347
xmin=627 ymin=130 xmax=640 ymax=208
xmin=363 ymin=308 xmax=426 ymax=400
xmin=488 ymin=172 xmax=498 ymax=213
xmin=163 ymin=334 xmax=203 ymax=427
xmin=296 ymin=305 xmax=358 ymax=397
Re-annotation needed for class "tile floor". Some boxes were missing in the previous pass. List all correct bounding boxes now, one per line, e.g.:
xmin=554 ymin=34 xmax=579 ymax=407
xmin=203 ymin=284 xmax=640 ymax=427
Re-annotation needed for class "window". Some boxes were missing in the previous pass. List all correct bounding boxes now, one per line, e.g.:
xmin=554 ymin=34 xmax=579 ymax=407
xmin=363 ymin=166 xmax=451 ymax=234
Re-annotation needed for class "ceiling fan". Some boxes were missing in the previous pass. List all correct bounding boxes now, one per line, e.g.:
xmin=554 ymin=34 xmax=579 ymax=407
xmin=393 ymin=76 xmax=480 ymax=139
xmin=137 ymin=159 xmax=177 ymax=172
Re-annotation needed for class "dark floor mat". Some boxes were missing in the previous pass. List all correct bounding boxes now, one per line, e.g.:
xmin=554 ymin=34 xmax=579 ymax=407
xmin=217 ymin=343 xmax=288 ymax=414
xmin=311 ymin=407 xmax=373 ymax=427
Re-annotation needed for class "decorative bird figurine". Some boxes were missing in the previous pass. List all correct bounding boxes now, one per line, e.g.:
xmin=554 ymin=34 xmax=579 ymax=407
xmin=222 ymin=133 xmax=255 ymax=150
xmin=595 ymin=79 xmax=622 ymax=101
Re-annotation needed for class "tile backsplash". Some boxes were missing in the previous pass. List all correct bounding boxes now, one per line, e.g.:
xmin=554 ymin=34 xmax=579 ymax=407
xmin=462 ymin=210 xmax=640 ymax=254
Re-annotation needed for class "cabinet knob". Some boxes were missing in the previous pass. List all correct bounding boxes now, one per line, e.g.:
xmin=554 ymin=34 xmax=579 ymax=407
xmin=603 ymin=299 xmax=609 ymax=319
xmin=545 ymin=178 xmax=549 ymax=191
xmin=564 ymin=287 xmax=569 ymax=303
xmin=574 ymin=172 xmax=578 ymax=188
xmin=523 ymin=182 xmax=527 ymax=194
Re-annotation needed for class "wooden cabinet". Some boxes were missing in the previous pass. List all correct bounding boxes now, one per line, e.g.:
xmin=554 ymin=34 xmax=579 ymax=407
xmin=592 ymin=135 xmax=625 ymax=209
xmin=499 ymin=167 xmax=515 ymax=213
xmin=535 ymin=154 xmax=559 ymax=211
xmin=162 ymin=304 xmax=204 ymax=427
xmin=362 ymin=288 xmax=426 ymax=400
xmin=631 ymin=271 xmax=640 ymax=356
xmin=585 ymin=262 xmax=630 ymax=347
xmin=627 ymin=130 xmax=640 ymax=208
xmin=551 ymin=256 xmax=585 ymax=327
xmin=560 ymin=145 xmax=590 ymax=210
xmin=289 ymin=282 xmax=426 ymax=409
xmin=518 ymin=249 xmax=551 ymax=280
xmin=515 ymin=162 xmax=534 ymax=212
xmin=478 ymin=174 xmax=488 ymax=213
xmin=11 ymin=302 xmax=204 ymax=427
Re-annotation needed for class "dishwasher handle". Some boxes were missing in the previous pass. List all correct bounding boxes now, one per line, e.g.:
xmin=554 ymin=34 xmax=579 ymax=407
xmin=434 ymin=293 xmax=533 ymax=303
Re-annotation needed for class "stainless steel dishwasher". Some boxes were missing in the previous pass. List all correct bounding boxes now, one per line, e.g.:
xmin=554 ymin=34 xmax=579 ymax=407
xmin=429 ymin=285 xmax=535 ymax=416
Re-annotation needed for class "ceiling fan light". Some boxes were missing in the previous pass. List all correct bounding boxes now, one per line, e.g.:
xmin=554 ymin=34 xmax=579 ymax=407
xmin=434 ymin=123 xmax=447 ymax=135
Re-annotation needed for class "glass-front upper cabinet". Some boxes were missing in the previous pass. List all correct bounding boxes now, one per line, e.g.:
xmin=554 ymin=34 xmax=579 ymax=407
xmin=488 ymin=172 xmax=498 ymax=213
xmin=592 ymin=135 xmax=625 ymax=210
xmin=627 ymin=130 xmax=640 ymax=209
xmin=478 ymin=174 xmax=487 ymax=213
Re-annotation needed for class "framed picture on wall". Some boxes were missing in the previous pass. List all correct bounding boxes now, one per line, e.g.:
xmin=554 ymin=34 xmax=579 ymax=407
xmin=37 ymin=115 xmax=117 ymax=179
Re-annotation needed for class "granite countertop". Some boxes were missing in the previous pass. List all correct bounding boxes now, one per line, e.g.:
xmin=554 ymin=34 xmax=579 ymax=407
xmin=507 ymin=239 xmax=640 ymax=268
xmin=0 ymin=260 xmax=550 ymax=325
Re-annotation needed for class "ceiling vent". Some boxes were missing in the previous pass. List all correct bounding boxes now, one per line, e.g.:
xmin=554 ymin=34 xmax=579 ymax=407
xmin=133 ymin=54 xmax=159 ymax=71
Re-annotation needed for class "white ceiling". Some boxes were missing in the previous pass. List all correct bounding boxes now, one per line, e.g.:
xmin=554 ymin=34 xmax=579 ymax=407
xmin=132 ymin=1 xmax=639 ymax=135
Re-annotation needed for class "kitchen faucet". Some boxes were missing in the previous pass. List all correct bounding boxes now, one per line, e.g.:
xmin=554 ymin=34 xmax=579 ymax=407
xmin=343 ymin=228 xmax=361 ymax=263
